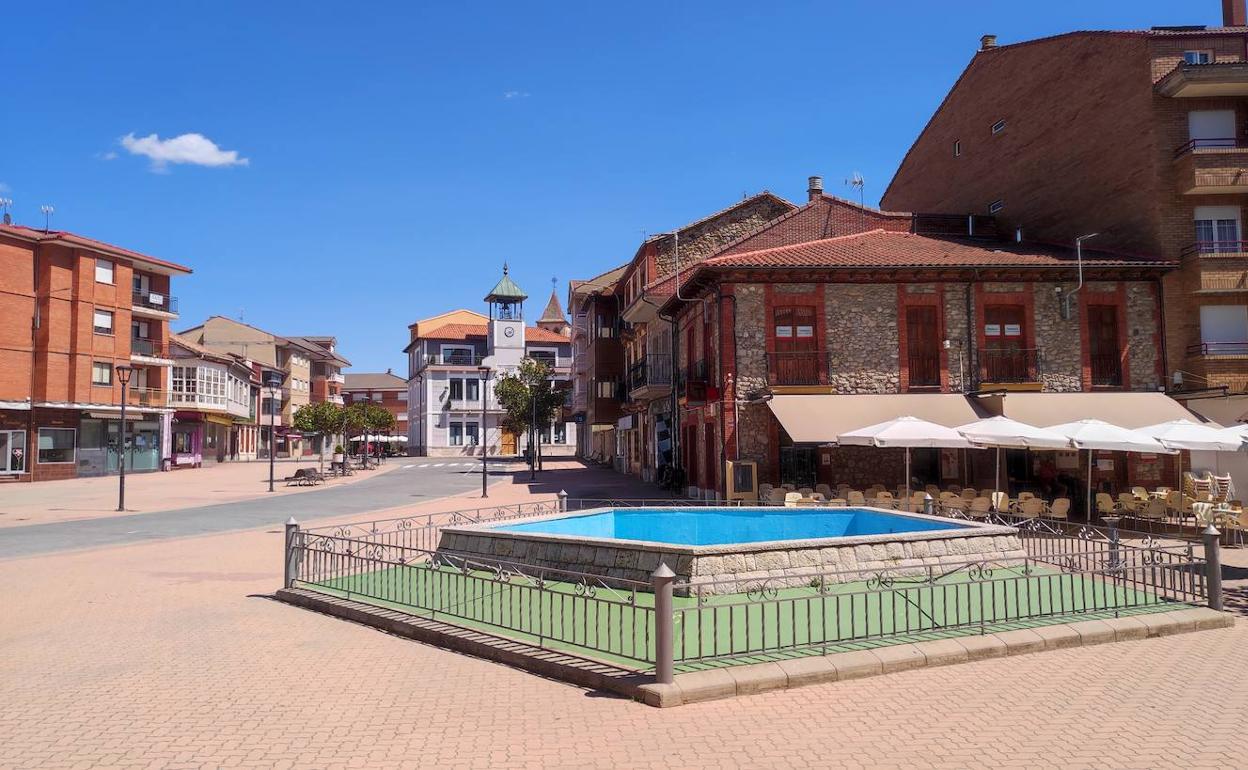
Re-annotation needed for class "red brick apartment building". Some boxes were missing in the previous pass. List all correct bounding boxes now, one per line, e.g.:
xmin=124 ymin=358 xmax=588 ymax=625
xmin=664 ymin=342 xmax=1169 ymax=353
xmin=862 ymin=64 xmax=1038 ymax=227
xmin=343 ymin=369 xmax=408 ymax=438
xmin=0 ymin=223 xmax=191 ymax=482
xmin=882 ymin=1 xmax=1248 ymax=430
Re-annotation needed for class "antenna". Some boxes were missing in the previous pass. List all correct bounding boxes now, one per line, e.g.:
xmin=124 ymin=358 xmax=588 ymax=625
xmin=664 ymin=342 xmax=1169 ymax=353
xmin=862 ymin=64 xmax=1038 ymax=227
xmin=40 ymin=204 xmax=55 ymax=232
xmin=551 ymin=276 xmax=557 ymax=292
xmin=845 ymin=172 xmax=866 ymax=232
xmin=0 ymin=197 xmax=12 ymax=225
xmin=238 ymin=307 xmax=245 ymax=322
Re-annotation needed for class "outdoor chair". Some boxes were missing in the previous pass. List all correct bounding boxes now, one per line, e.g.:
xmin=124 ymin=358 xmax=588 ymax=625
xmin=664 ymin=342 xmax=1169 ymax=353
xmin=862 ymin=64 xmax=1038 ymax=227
xmin=808 ymin=492 xmax=828 ymax=503
xmin=783 ymin=492 xmax=803 ymax=507
xmin=1016 ymin=498 xmax=1046 ymax=519
xmin=1049 ymin=498 xmax=1071 ymax=520
xmin=1138 ymin=499 xmax=1167 ymax=525
xmin=960 ymin=488 xmax=978 ymax=501
xmin=967 ymin=497 xmax=992 ymax=519
xmin=946 ymin=484 xmax=962 ymax=494
xmin=758 ymin=483 xmax=774 ymax=498
xmin=815 ymin=483 xmax=833 ymax=498
xmin=910 ymin=491 xmax=929 ymax=512
xmin=1096 ymin=493 xmax=1118 ymax=519
xmin=1131 ymin=486 xmax=1149 ymax=501
xmin=767 ymin=488 xmax=788 ymax=505
xmin=1222 ymin=509 xmax=1247 ymax=547
xmin=847 ymin=490 xmax=867 ymax=506
xmin=925 ymin=484 xmax=941 ymax=496
xmin=781 ymin=483 xmax=796 ymax=492
xmin=991 ymin=491 xmax=1010 ymax=512
xmin=836 ymin=484 xmax=851 ymax=499
xmin=1117 ymin=493 xmax=1141 ymax=513
xmin=798 ymin=487 xmax=814 ymax=497
xmin=873 ymin=491 xmax=895 ymax=509
xmin=938 ymin=491 xmax=960 ymax=512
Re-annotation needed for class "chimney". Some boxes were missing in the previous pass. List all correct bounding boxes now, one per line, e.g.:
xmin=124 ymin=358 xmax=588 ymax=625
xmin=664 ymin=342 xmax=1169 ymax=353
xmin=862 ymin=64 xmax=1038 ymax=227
xmin=1224 ymin=0 xmax=1247 ymax=26
xmin=386 ymin=367 xmax=393 ymax=375
xmin=980 ymin=34 xmax=998 ymax=50
xmin=807 ymin=175 xmax=824 ymax=201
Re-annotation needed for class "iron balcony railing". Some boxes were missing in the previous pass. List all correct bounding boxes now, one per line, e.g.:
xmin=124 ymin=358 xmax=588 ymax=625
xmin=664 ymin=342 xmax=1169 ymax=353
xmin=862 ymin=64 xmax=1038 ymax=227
xmin=1188 ymin=341 xmax=1248 ymax=357
xmin=1090 ymin=352 xmax=1124 ymax=387
xmin=764 ymin=351 xmax=830 ymax=386
xmin=1181 ymin=240 xmax=1248 ymax=257
xmin=132 ymin=290 xmax=179 ymax=313
xmin=979 ymin=347 xmax=1041 ymax=384
xmin=907 ymin=351 xmax=941 ymax=388
xmin=130 ymin=338 xmax=170 ymax=358
xmin=424 ymin=351 xmax=485 ymax=367
xmin=1173 ymin=137 xmax=1245 ymax=158
xmin=628 ymin=354 xmax=673 ymax=392
xmin=676 ymin=360 xmax=709 ymax=397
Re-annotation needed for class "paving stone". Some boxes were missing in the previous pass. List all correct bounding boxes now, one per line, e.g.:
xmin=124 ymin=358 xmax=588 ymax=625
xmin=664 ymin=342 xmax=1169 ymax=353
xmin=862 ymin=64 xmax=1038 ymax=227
xmin=912 ymin=638 xmax=970 ymax=667
xmin=871 ymin=643 xmax=927 ymax=673
xmin=1102 ymin=616 xmax=1150 ymax=641
xmin=1139 ymin=611 xmax=1194 ymax=637
xmin=775 ymin=656 xmax=837 ymax=688
xmin=954 ymin=633 xmax=1008 ymax=660
xmin=1065 ymin=619 xmax=1116 ymax=646
xmin=672 ymin=669 xmax=737 ymax=704
xmin=826 ymin=650 xmax=883 ymax=680
xmin=727 ymin=662 xmax=788 ymax=696
xmin=1032 ymin=624 xmax=1082 ymax=650
xmin=993 ymin=629 xmax=1047 ymax=656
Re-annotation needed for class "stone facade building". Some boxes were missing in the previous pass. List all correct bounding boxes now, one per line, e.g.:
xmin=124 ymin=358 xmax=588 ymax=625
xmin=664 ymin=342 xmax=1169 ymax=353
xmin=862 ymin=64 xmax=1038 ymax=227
xmin=880 ymin=5 xmax=1248 ymax=435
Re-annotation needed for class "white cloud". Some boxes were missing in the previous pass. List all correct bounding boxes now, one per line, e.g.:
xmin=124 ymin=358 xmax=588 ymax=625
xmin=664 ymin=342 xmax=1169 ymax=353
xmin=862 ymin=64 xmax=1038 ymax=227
xmin=96 ymin=151 xmax=118 ymax=161
xmin=503 ymin=90 xmax=530 ymax=100
xmin=120 ymin=132 xmax=249 ymax=171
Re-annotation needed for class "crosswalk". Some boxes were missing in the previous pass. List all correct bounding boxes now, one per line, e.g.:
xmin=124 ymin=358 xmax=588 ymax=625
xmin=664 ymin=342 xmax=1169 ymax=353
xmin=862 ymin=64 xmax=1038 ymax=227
xmin=405 ymin=462 xmax=481 ymax=469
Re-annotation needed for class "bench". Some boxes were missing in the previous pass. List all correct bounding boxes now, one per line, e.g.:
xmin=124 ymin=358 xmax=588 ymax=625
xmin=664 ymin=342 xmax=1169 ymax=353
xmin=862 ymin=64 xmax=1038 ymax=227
xmin=284 ymin=468 xmax=325 ymax=486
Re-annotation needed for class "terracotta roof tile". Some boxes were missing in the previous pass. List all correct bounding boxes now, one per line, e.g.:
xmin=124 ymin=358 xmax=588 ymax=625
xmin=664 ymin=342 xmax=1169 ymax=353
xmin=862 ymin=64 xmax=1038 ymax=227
xmin=0 ymin=223 xmax=192 ymax=273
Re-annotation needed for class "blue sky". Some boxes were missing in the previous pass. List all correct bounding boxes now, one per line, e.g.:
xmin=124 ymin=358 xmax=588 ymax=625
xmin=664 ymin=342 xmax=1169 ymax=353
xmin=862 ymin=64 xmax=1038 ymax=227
xmin=0 ymin=1 xmax=1224 ymax=371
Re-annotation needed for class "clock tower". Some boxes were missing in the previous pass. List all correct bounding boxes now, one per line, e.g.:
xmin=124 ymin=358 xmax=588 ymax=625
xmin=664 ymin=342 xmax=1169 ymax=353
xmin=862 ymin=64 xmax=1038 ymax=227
xmin=484 ymin=263 xmax=528 ymax=369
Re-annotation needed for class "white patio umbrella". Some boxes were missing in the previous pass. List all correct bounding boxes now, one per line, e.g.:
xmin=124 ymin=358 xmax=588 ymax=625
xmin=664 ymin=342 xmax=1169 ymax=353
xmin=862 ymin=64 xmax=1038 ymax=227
xmin=838 ymin=416 xmax=972 ymax=507
xmin=1139 ymin=419 xmax=1242 ymax=494
xmin=954 ymin=416 xmax=1072 ymax=508
xmin=1046 ymin=419 xmax=1175 ymax=520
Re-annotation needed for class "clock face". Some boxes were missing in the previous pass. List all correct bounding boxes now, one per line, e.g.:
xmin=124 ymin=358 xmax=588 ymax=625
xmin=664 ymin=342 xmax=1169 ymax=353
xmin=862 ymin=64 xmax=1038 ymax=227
xmin=503 ymin=326 xmax=515 ymax=338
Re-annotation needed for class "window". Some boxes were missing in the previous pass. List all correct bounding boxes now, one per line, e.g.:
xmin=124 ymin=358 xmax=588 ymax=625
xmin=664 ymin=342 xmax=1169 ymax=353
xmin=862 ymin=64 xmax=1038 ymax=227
xmin=988 ymin=200 xmax=1004 ymax=214
xmin=1200 ymin=305 xmax=1248 ymax=355
xmin=953 ymin=140 xmax=961 ymax=157
xmin=771 ymin=306 xmax=819 ymax=385
xmin=95 ymin=259 xmax=114 ymax=284
xmin=37 ymin=427 xmax=76 ymax=464
xmin=449 ymin=421 xmax=464 ymax=446
xmin=92 ymin=362 xmax=113 ymax=386
xmin=991 ymin=119 xmax=1006 ymax=134
xmin=464 ymin=422 xmax=480 ymax=446
xmin=441 ymin=345 xmax=475 ymax=365
xmin=0 ymin=430 xmax=26 ymax=473
xmin=530 ymin=349 xmax=557 ymax=367
xmin=596 ymin=379 xmax=618 ymax=398
xmin=1195 ymin=205 xmax=1241 ymax=252
xmin=540 ymin=422 xmax=567 ymax=444
xmin=465 ymin=377 xmax=479 ymax=401
xmin=132 ymin=320 xmax=150 ymax=340
xmin=93 ymin=309 xmax=114 ymax=335
xmin=1184 ymin=50 xmax=1213 ymax=65
xmin=449 ymin=378 xmax=464 ymax=401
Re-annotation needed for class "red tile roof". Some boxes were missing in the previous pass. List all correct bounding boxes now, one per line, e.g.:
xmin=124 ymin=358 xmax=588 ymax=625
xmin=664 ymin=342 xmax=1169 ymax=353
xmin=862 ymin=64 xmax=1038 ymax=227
xmin=700 ymin=229 xmax=1172 ymax=270
xmin=0 ymin=223 xmax=192 ymax=274
xmin=423 ymin=323 xmax=569 ymax=343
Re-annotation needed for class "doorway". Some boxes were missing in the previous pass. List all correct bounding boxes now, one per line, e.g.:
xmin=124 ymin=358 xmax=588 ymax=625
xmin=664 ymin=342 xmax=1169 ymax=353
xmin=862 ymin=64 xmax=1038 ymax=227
xmin=500 ymin=429 xmax=517 ymax=456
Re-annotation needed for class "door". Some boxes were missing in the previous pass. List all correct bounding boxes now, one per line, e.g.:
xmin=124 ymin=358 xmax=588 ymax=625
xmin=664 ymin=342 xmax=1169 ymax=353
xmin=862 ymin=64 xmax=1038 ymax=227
xmin=500 ymin=429 xmax=517 ymax=456
xmin=1188 ymin=110 xmax=1237 ymax=149
xmin=983 ymin=306 xmax=1027 ymax=382
xmin=1087 ymin=306 xmax=1123 ymax=387
xmin=905 ymin=306 xmax=940 ymax=387
xmin=779 ymin=447 xmax=817 ymax=488
xmin=772 ymin=306 xmax=819 ymax=385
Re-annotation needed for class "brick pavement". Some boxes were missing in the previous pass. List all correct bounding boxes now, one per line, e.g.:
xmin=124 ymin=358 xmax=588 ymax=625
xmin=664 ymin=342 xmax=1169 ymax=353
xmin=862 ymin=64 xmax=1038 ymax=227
xmin=2 ymin=465 xmax=1247 ymax=769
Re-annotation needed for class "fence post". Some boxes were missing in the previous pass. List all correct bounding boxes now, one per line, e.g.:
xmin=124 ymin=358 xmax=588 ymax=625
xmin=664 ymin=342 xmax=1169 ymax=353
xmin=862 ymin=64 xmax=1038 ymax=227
xmin=1103 ymin=515 xmax=1120 ymax=570
xmin=1203 ymin=523 xmax=1224 ymax=611
xmin=652 ymin=562 xmax=676 ymax=685
xmin=558 ymin=489 xmax=568 ymax=512
xmin=284 ymin=517 xmax=300 ymax=589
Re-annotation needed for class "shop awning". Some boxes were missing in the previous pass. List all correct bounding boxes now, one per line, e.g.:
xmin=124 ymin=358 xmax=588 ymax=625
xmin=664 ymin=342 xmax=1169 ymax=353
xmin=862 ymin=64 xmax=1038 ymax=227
xmin=767 ymin=394 xmax=991 ymax=444
xmin=984 ymin=392 xmax=1214 ymax=430
xmin=204 ymin=414 xmax=233 ymax=427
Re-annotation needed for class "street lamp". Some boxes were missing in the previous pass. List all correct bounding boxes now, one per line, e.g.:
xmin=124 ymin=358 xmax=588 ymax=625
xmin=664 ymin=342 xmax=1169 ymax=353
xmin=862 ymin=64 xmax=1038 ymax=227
xmin=478 ymin=364 xmax=490 ymax=498
xmin=114 ymin=364 xmax=134 ymax=512
xmin=266 ymin=373 xmax=282 ymax=492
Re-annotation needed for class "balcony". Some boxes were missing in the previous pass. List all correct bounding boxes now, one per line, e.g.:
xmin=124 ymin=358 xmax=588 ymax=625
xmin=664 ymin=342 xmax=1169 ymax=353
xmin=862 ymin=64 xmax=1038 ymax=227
xmin=765 ymin=351 xmax=830 ymax=388
xmin=327 ymin=394 xmax=345 ymax=405
xmin=677 ymin=360 xmax=710 ymax=402
xmin=1157 ymin=62 xmax=1248 ymax=98
xmin=130 ymin=338 xmax=173 ymax=362
xmin=1189 ymin=341 xmax=1248 ymax=357
xmin=326 ymin=372 xmax=345 ymax=384
xmin=1182 ymin=242 xmax=1248 ymax=292
xmin=627 ymin=354 xmax=673 ymax=400
xmin=978 ymin=348 xmax=1042 ymax=389
xmin=1173 ymin=139 xmax=1248 ymax=195
xmin=422 ymin=351 xmax=485 ymax=368
xmin=1090 ymin=353 xmax=1124 ymax=389
xmin=131 ymin=290 xmax=179 ymax=317
xmin=126 ymin=387 xmax=167 ymax=407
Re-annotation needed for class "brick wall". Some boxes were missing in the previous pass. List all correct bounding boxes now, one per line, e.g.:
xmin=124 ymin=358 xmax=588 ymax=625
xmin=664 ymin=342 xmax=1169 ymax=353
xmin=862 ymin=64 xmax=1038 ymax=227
xmin=652 ymin=196 xmax=793 ymax=276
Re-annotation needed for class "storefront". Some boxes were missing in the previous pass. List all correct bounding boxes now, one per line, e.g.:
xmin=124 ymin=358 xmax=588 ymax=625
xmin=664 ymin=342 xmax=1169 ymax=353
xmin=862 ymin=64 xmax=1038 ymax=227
xmin=77 ymin=411 xmax=166 ymax=477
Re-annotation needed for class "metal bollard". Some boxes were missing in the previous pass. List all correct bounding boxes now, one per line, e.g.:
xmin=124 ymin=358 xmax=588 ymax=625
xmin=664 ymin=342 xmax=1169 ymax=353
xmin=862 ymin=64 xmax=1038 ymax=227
xmin=651 ymin=562 xmax=676 ymax=685
xmin=923 ymin=493 xmax=934 ymax=516
xmin=1103 ymin=515 xmax=1121 ymax=570
xmin=557 ymin=489 xmax=569 ymax=513
xmin=284 ymin=517 xmax=300 ymax=589
xmin=1204 ymin=523 xmax=1224 ymax=612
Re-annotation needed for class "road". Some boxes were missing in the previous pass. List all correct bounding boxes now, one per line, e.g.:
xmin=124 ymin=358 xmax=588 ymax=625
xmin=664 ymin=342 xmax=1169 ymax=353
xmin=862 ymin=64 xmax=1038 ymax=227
xmin=0 ymin=461 xmax=498 ymax=559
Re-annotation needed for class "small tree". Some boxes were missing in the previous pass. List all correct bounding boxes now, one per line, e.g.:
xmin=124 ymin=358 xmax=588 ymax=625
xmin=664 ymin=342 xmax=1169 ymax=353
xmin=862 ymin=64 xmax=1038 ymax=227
xmin=494 ymin=359 xmax=563 ymax=468
xmin=292 ymin=401 xmax=345 ymax=473
xmin=363 ymin=403 xmax=396 ymax=459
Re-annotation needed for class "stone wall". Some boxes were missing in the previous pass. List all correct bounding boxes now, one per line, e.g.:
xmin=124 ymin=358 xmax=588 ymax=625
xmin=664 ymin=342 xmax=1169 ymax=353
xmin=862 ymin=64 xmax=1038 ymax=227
xmin=824 ymin=284 xmax=899 ymax=393
xmin=942 ymin=283 xmax=973 ymax=392
xmin=1125 ymin=282 xmax=1162 ymax=391
xmin=1033 ymin=282 xmax=1083 ymax=392
xmin=653 ymin=197 xmax=793 ymax=276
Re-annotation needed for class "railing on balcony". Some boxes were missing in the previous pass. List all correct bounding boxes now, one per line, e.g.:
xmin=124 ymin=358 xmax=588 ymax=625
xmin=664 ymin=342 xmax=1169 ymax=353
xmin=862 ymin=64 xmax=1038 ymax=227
xmin=1090 ymin=353 xmax=1124 ymax=387
xmin=126 ymin=387 xmax=167 ymax=407
xmin=132 ymin=290 xmax=179 ymax=313
xmin=764 ymin=350 xmax=829 ymax=386
xmin=677 ymin=360 xmax=709 ymax=399
xmin=1173 ymin=137 xmax=1244 ymax=158
xmin=1188 ymin=341 xmax=1248 ymax=357
xmin=628 ymin=354 xmax=673 ymax=393
xmin=907 ymin=351 xmax=941 ymax=388
xmin=424 ymin=351 xmax=485 ymax=367
xmin=130 ymin=338 xmax=169 ymax=359
xmin=979 ymin=347 xmax=1041 ymax=384
xmin=1181 ymin=240 xmax=1248 ymax=256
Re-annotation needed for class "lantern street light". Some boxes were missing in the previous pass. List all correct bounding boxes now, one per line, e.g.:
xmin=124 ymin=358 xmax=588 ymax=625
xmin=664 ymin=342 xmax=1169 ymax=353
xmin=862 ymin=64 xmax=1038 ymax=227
xmin=114 ymin=364 xmax=134 ymax=512
xmin=266 ymin=373 xmax=282 ymax=492
xmin=478 ymin=363 xmax=491 ymax=498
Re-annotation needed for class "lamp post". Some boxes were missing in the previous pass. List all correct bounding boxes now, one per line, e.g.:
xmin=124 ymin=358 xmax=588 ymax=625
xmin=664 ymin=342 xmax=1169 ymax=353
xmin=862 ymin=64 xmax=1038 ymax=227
xmin=478 ymin=364 xmax=490 ymax=498
xmin=114 ymin=364 xmax=134 ymax=512
xmin=266 ymin=373 xmax=281 ymax=492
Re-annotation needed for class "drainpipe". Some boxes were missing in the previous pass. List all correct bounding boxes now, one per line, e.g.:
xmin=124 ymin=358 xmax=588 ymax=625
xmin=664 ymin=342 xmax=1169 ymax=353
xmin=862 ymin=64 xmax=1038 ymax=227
xmin=1155 ymin=275 xmax=1170 ymax=390
xmin=717 ymin=286 xmax=739 ymax=500
xmin=964 ymin=277 xmax=974 ymax=391
xmin=1065 ymin=233 xmax=1099 ymax=319
xmin=29 ymin=243 xmax=40 ymax=470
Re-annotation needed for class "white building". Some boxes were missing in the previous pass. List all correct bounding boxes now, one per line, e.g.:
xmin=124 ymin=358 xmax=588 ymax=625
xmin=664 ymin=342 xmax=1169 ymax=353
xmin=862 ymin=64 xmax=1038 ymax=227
xmin=404 ymin=268 xmax=576 ymax=457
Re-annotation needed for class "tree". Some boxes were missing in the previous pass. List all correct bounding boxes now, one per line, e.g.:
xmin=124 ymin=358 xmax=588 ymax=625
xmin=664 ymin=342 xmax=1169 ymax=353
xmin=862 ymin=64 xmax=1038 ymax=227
xmin=493 ymin=359 xmax=563 ymax=469
xmin=341 ymin=401 xmax=396 ymax=466
xmin=292 ymin=401 xmax=345 ymax=473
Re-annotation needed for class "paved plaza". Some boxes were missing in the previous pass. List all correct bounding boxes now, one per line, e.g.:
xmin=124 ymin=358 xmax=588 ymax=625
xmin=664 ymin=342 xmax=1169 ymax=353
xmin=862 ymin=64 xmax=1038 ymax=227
xmin=2 ymin=463 xmax=1247 ymax=769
